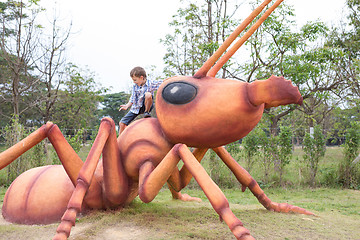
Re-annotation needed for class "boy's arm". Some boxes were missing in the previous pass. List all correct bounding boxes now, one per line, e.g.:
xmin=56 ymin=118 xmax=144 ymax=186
xmin=119 ymin=88 xmax=135 ymax=111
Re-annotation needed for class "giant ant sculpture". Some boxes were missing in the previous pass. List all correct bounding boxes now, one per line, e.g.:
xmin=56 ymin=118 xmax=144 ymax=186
xmin=0 ymin=0 xmax=314 ymax=239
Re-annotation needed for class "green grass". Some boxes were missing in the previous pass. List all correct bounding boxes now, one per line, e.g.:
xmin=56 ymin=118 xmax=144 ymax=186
xmin=0 ymin=144 xmax=359 ymax=239
xmin=0 ymin=187 xmax=359 ymax=240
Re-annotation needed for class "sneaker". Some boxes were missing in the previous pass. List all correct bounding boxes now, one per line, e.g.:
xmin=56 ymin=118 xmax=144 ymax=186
xmin=144 ymin=112 xmax=151 ymax=118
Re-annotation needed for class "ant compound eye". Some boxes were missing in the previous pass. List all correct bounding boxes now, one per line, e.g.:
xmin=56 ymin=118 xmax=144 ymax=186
xmin=162 ymin=81 xmax=198 ymax=105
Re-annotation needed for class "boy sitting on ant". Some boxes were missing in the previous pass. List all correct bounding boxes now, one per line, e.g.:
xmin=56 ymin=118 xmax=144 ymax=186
xmin=119 ymin=66 xmax=162 ymax=134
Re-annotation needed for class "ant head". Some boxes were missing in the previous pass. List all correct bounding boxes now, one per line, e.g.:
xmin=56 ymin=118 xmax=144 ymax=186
xmin=156 ymin=75 xmax=264 ymax=148
xmin=155 ymin=1 xmax=284 ymax=147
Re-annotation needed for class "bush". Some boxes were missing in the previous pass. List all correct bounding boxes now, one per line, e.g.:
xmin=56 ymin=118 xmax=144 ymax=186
xmin=241 ymin=128 xmax=262 ymax=172
xmin=302 ymin=125 xmax=326 ymax=187
xmin=206 ymin=150 xmax=239 ymax=189
xmin=277 ymin=126 xmax=293 ymax=185
xmin=338 ymin=122 xmax=360 ymax=189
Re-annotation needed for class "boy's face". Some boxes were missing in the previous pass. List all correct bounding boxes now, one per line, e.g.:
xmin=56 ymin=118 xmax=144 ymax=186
xmin=132 ymin=75 xmax=146 ymax=86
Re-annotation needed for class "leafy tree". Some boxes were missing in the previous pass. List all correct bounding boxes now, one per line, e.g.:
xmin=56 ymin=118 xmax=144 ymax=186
xmin=0 ymin=56 xmax=13 ymax=127
xmin=0 ymin=0 xmax=73 ymax=130
xmin=51 ymin=63 xmax=107 ymax=131
xmin=161 ymin=0 xmax=240 ymax=77
xmin=243 ymin=2 xmax=345 ymax=136
xmin=327 ymin=0 xmax=360 ymax=104
xmin=323 ymin=0 xmax=360 ymax=147
xmin=0 ymin=0 xmax=44 ymax=123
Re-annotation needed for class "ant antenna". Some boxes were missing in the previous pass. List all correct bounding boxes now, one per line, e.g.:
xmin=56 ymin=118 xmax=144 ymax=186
xmin=193 ymin=0 xmax=284 ymax=79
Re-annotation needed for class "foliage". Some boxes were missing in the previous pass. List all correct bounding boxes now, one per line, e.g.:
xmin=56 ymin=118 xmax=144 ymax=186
xmin=329 ymin=100 xmax=360 ymax=143
xmin=302 ymin=125 xmax=326 ymax=187
xmin=226 ymin=141 xmax=241 ymax=156
xmin=51 ymin=63 xmax=107 ymax=130
xmin=65 ymin=128 xmax=85 ymax=153
xmin=244 ymin=1 xmax=345 ymax=141
xmin=240 ymin=128 xmax=261 ymax=172
xmin=0 ymin=0 xmax=45 ymax=122
xmin=205 ymin=150 xmax=238 ymax=189
xmin=257 ymin=128 xmax=276 ymax=184
xmin=160 ymin=0 xmax=240 ymax=78
xmin=339 ymin=121 xmax=360 ymax=189
xmin=277 ymin=126 xmax=293 ymax=185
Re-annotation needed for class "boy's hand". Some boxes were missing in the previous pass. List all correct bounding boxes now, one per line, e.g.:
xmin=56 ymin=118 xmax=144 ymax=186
xmin=119 ymin=104 xmax=128 ymax=111
xmin=119 ymin=102 xmax=132 ymax=111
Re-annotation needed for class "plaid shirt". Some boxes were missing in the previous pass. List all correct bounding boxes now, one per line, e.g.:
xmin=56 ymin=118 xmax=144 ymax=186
xmin=129 ymin=78 xmax=163 ymax=114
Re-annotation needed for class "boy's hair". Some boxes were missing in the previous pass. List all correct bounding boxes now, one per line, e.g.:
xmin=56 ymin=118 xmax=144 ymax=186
xmin=130 ymin=66 xmax=147 ymax=79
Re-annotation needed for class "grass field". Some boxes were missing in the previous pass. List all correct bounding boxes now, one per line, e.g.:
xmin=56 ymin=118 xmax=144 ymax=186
xmin=0 ymin=144 xmax=359 ymax=239
xmin=0 ymin=187 xmax=359 ymax=240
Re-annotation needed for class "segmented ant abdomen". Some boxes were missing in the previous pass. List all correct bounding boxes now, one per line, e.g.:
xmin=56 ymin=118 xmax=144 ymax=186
xmin=2 ymin=165 xmax=75 ymax=224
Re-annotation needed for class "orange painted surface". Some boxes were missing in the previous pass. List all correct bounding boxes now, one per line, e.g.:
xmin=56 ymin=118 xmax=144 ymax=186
xmin=2 ymin=165 xmax=74 ymax=224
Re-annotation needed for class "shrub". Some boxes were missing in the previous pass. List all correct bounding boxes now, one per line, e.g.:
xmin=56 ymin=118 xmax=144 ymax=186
xmin=302 ymin=125 xmax=326 ymax=187
xmin=339 ymin=122 xmax=360 ymax=189
xmin=241 ymin=128 xmax=262 ymax=172
xmin=277 ymin=126 xmax=293 ymax=185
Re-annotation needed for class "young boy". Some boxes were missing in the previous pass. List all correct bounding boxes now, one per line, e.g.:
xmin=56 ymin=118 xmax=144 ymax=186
xmin=119 ymin=66 xmax=163 ymax=134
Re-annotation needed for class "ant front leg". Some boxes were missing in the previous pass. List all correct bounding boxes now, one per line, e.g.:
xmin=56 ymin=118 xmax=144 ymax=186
xmin=138 ymin=144 xmax=254 ymax=240
xmin=54 ymin=118 xmax=128 ymax=240
xmin=212 ymin=146 xmax=314 ymax=215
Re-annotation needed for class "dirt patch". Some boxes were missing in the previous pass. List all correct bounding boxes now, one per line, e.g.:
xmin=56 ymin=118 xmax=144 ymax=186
xmin=0 ymin=210 xmax=153 ymax=240
xmin=94 ymin=225 xmax=154 ymax=240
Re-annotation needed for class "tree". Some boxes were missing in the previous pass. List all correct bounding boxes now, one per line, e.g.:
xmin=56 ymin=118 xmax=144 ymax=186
xmin=33 ymin=7 xmax=72 ymax=124
xmin=258 ymin=127 xmax=275 ymax=184
xmin=0 ymin=0 xmax=43 ymax=123
xmin=0 ymin=55 xmax=13 ymax=127
xmin=326 ymin=0 xmax=360 ymax=105
xmin=243 ymin=2 xmax=346 ymax=136
xmin=51 ymin=63 xmax=107 ymax=131
xmin=161 ymin=0 xmax=241 ymax=77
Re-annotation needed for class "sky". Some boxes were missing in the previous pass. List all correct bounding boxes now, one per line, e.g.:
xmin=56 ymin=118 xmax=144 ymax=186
xmin=39 ymin=0 xmax=348 ymax=94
